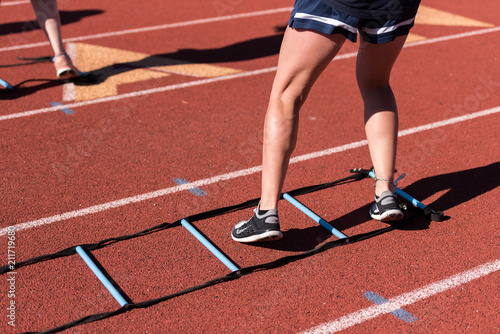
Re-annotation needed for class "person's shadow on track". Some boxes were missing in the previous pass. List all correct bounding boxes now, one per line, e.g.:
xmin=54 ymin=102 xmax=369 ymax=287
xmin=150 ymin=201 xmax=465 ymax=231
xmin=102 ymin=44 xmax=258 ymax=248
xmin=0 ymin=9 xmax=104 ymax=98
xmin=1 ymin=26 xmax=286 ymax=97
xmin=0 ymin=9 xmax=104 ymax=36
xmin=252 ymin=162 xmax=500 ymax=251
xmin=80 ymin=26 xmax=287 ymax=85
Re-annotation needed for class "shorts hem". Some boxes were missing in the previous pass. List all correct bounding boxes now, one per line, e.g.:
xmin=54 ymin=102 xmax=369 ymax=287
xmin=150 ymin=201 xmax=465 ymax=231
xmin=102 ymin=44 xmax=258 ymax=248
xmin=289 ymin=0 xmax=417 ymax=44
xmin=288 ymin=18 xmax=357 ymax=43
xmin=359 ymin=21 xmax=414 ymax=44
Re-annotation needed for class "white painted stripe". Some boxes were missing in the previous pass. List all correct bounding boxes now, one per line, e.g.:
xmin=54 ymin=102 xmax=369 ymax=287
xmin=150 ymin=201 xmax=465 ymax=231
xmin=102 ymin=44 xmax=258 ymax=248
xmin=0 ymin=51 xmax=356 ymax=122
xmin=0 ymin=66 xmax=279 ymax=122
xmin=1 ymin=26 xmax=499 ymax=123
xmin=62 ymin=43 xmax=76 ymax=101
xmin=1 ymin=166 xmax=262 ymax=236
xmin=290 ymin=139 xmax=367 ymax=164
xmin=290 ymin=106 xmax=500 ymax=164
xmin=362 ymin=18 xmax=415 ymax=35
xmin=0 ymin=7 xmax=293 ymax=52
xmin=404 ymin=25 xmax=500 ymax=49
xmin=0 ymin=0 xmax=30 ymax=6
xmin=62 ymin=81 xmax=75 ymax=102
xmin=398 ymin=107 xmax=500 ymax=137
xmin=300 ymin=259 xmax=500 ymax=334
xmin=0 ymin=106 xmax=498 ymax=236
xmin=293 ymin=12 xmax=358 ymax=34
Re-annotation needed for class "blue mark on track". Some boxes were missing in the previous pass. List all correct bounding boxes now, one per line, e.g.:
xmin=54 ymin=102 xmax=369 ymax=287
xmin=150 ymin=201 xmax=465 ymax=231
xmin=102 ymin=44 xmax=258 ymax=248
xmin=50 ymin=102 xmax=74 ymax=115
xmin=364 ymin=291 xmax=418 ymax=323
xmin=173 ymin=178 xmax=207 ymax=196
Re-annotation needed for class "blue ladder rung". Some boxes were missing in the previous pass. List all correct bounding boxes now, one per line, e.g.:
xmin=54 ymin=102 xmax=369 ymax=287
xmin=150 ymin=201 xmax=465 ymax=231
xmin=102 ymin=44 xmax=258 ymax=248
xmin=75 ymin=246 xmax=128 ymax=307
xmin=181 ymin=219 xmax=239 ymax=272
xmin=283 ymin=193 xmax=348 ymax=240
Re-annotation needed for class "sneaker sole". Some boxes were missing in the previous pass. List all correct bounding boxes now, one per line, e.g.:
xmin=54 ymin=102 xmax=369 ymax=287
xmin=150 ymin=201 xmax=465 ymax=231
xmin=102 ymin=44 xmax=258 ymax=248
xmin=231 ymin=230 xmax=283 ymax=243
xmin=369 ymin=207 xmax=404 ymax=222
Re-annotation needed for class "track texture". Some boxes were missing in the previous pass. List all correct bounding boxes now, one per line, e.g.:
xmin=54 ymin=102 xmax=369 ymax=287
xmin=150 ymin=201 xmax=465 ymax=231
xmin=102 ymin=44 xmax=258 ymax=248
xmin=1 ymin=0 xmax=499 ymax=333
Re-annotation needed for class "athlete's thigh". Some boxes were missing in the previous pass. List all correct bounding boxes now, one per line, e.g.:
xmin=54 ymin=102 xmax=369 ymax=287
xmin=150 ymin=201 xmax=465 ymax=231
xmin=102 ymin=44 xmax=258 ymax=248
xmin=356 ymin=35 xmax=408 ymax=89
xmin=273 ymin=26 xmax=346 ymax=95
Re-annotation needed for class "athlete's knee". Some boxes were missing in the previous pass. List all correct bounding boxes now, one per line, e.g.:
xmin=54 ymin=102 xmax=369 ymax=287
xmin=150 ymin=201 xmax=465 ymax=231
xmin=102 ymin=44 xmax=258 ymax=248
xmin=270 ymin=85 xmax=307 ymax=113
xmin=358 ymin=79 xmax=393 ymax=98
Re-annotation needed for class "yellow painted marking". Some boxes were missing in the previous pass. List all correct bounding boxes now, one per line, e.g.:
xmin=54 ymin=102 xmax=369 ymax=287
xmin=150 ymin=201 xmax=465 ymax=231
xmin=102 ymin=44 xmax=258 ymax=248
xmin=415 ymin=5 xmax=494 ymax=27
xmin=156 ymin=63 xmax=241 ymax=78
xmin=405 ymin=6 xmax=494 ymax=44
xmin=74 ymin=43 xmax=170 ymax=101
xmin=406 ymin=32 xmax=427 ymax=43
xmin=73 ymin=43 xmax=242 ymax=101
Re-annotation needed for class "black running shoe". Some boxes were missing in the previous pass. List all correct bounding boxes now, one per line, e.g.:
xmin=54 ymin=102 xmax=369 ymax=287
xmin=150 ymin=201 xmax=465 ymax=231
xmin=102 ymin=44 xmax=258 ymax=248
xmin=231 ymin=206 xmax=283 ymax=243
xmin=369 ymin=190 xmax=404 ymax=222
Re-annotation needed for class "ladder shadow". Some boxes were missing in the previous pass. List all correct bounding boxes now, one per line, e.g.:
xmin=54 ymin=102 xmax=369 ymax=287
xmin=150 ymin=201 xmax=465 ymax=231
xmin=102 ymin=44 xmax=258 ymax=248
xmin=248 ymin=162 xmax=500 ymax=252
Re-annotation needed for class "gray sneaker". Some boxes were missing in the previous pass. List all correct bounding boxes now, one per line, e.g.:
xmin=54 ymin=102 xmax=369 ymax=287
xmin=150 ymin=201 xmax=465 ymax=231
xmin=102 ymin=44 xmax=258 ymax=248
xmin=369 ymin=190 xmax=404 ymax=222
xmin=231 ymin=205 xmax=283 ymax=243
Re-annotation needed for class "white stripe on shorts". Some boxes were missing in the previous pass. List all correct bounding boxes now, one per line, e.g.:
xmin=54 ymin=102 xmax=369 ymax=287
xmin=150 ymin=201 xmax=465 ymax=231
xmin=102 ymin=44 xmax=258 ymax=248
xmin=361 ymin=17 xmax=415 ymax=35
xmin=294 ymin=12 xmax=358 ymax=34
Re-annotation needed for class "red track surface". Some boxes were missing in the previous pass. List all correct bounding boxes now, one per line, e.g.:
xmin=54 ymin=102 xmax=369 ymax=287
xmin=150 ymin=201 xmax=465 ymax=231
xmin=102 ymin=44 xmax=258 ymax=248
xmin=1 ymin=0 xmax=499 ymax=333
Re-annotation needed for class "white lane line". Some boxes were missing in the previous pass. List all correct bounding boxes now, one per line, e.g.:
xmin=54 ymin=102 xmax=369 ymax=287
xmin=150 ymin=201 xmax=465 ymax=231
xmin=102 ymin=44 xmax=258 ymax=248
xmin=398 ymin=107 xmax=500 ymax=136
xmin=291 ymin=106 xmax=499 ymax=163
xmin=299 ymin=259 xmax=500 ymax=334
xmin=0 ymin=0 xmax=30 ymax=6
xmin=404 ymin=26 xmax=500 ymax=49
xmin=0 ymin=7 xmax=293 ymax=52
xmin=1 ymin=165 xmax=262 ymax=236
xmin=1 ymin=105 xmax=498 ymax=236
xmin=0 ymin=66 xmax=279 ymax=122
xmin=62 ymin=43 xmax=76 ymax=102
xmin=2 ymin=25 xmax=500 ymax=123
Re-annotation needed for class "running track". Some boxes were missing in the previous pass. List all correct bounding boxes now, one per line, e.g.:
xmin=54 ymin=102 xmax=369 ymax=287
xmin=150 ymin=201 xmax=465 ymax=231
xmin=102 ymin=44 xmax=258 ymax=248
xmin=0 ymin=0 xmax=499 ymax=333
